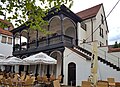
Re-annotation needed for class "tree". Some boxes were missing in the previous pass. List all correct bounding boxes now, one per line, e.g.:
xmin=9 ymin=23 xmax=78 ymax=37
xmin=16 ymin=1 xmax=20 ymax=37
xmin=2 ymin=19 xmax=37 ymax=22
xmin=0 ymin=0 xmax=73 ymax=31
xmin=114 ymin=41 xmax=119 ymax=48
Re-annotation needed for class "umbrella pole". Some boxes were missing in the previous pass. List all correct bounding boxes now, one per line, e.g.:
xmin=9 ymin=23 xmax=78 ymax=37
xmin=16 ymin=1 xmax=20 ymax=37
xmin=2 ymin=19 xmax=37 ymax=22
xmin=35 ymin=64 xmax=38 ymax=77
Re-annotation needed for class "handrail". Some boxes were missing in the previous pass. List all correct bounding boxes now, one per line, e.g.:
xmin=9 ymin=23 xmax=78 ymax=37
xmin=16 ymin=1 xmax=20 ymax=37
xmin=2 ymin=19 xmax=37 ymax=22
xmin=79 ymin=42 xmax=120 ymax=67
xmin=14 ymin=34 xmax=74 ymax=51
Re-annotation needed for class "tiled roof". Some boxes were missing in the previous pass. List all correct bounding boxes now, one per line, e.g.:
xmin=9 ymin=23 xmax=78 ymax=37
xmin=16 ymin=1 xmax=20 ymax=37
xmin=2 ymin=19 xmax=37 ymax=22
xmin=108 ymin=48 xmax=120 ymax=53
xmin=0 ymin=19 xmax=14 ymax=28
xmin=0 ymin=18 xmax=13 ymax=36
xmin=0 ymin=28 xmax=12 ymax=36
xmin=76 ymin=3 xmax=102 ymax=20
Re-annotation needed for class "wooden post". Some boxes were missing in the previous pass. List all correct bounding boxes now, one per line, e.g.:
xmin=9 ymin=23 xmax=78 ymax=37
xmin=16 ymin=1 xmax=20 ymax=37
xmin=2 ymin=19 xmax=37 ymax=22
xmin=91 ymin=41 xmax=98 ymax=87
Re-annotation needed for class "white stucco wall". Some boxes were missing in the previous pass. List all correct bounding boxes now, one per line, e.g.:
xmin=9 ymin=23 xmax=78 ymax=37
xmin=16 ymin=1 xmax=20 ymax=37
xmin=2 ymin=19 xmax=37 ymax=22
xmin=78 ymin=5 xmax=108 ymax=47
xmin=0 ymin=34 xmax=13 ymax=56
xmin=98 ymin=61 xmax=120 ymax=82
xmin=77 ymin=22 xmax=86 ymax=45
xmin=63 ymin=47 xmax=120 ymax=86
xmin=63 ymin=47 xmax=91 ymax=86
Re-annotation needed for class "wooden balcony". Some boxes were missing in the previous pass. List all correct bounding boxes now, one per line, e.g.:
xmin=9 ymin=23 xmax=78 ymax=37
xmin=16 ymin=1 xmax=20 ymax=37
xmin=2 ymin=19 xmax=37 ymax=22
xmin=13 ymin=35 xmax=74 ymax=56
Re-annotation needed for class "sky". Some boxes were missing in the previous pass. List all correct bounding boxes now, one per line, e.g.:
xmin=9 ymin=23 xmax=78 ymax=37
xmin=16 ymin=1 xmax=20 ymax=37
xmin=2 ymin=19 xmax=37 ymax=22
xmin=70 ymin=0 xmax=120 ymax=45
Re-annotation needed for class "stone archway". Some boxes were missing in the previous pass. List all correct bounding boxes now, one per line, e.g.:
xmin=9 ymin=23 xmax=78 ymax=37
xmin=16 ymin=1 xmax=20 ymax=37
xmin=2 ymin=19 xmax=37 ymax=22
xmin=50 ymin=51 xmax=62 ymax=78
xmin=63 ymin=18 xmax=76 ymax=45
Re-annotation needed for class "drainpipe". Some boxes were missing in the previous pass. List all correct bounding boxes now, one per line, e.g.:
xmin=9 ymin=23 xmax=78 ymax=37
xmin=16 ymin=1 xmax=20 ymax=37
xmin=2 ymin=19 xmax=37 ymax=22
xmin=61 ymin=50 xmax=64 ymax=83
xmin=20 ymin=31 xmax=21 ymax=50
xmin=36 ymin=29 xmax=38 ymax=47
xmin=27 ymin=29 xmax=29 ymax=49
xmin=13 ymin=34 xmax=15 ymax=52
xmin=91 ymin=18 xmax=93 ymax=42
xmin=75 ymin=22 xmax=78 ymax=46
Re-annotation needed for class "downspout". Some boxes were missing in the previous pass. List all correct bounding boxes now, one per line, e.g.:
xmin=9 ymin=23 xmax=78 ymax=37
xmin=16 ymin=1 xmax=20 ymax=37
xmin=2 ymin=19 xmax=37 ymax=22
xmin=91 ymin=18 xmax=93 ymax=42
xmin=13 ymin=34 xmax=15 ymax=52
xmin=60 ymin=14 xmax=64 ymax=83
xmin=75 ymin=22 xmax=78 ymax=46
xmin=36 ymin=29 xmax=38 ymax=47
xmin=20 ymin=31 xmax=21 ymax=50
xmin=27 ymin=29 xmax=29 ymax=49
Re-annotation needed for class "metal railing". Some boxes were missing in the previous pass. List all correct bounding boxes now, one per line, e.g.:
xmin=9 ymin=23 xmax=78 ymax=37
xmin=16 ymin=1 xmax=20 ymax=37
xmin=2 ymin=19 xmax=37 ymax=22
xmin=80 ymin=42 xmax=120 ymax=67
xmin=14 ymin=34 xmax=74 ymax=51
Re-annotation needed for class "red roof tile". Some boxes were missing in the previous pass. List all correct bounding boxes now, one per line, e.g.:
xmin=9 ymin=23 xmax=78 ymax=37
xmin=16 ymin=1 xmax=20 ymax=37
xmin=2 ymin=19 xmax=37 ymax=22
xmin=0 ymin=19 xmax=14 ymax=28
xmin=76 ymin=4 xmax=102 ymax=20
xmin=108 ymin=48 xmax=120 ymax=53
xmin=0 ymin=28 xmax=12 ymax=36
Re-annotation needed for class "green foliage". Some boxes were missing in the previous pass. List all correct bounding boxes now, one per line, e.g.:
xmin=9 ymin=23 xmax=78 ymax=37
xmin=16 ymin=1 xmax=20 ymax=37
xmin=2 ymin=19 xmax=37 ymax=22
xmin=0 ymin=0 xmax=73 ymax=32
xmin=0 ymin=21 xmax=8 ymax=29
xmin=113 ymin=41 xmax=120 ymax=48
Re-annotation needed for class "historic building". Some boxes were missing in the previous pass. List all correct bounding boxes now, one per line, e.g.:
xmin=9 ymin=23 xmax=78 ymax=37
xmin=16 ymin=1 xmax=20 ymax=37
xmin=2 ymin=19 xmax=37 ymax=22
xmin=11 ymin=4 xmax=120 ymax=86
xmin=0 ymin=19 xmax=14 ymax=56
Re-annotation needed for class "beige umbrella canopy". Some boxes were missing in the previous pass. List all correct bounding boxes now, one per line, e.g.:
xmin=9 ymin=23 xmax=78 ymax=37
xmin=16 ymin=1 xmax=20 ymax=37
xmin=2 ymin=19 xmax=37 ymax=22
xmin=23 ymin=52 xmax=57 ymax=64
xmin=1 ymin=56 xmax=29 ymax=65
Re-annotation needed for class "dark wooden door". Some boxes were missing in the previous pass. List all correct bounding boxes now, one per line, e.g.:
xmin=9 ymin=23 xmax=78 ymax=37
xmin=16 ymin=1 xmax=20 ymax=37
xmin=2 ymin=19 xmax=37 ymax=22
xmin=68 ymin=62 xmax=76 ymax=86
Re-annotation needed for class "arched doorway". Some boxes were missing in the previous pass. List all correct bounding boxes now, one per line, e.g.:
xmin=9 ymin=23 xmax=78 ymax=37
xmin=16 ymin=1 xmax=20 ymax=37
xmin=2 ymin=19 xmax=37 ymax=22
xmin=68 ymin=62 xmax=76 ymax=86
xmin=50 ymin=51 xmax=62 ymax=78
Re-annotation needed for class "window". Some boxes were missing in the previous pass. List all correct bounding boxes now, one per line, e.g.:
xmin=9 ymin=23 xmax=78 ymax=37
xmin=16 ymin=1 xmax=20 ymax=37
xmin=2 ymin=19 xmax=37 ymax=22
xmin=101 ymin=14 xmax=104 ymax=24
xmin=99 ymin=26 xmax=104 ymax=38
xmin=106 ymin=31 xmax=107 ymax=35
xmin=8 ymin=37 xmax=12 ymax=44
xmin=1 ymin=36 xmax=7 ymax=43
xmin=81 ymin=22 xmax=86 ymax=31
xmin=100 ymin=42 xmax=104 ymax=47
xmin=106 ymin=40 xmax=108 ymax=46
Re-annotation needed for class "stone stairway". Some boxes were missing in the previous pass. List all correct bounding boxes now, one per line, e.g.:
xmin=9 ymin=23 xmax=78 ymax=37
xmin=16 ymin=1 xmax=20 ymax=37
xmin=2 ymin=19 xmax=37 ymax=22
xmin=70 ymin=46 xmax=120 ymax=71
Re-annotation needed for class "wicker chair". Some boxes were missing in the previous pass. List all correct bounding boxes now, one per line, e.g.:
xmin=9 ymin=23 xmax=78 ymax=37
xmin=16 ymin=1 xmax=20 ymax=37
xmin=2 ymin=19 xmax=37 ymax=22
xmin=57 ymin=75 xmax=62 ymax=82
xmin=53 ymin=80 xmax=61 ymax=87
xmin=22 ymin=78 xmax=34 ymax=87
xmin=81 ymin=81 xmax=91 ymax=87
xmin=1 ymin=77 xmax=8 ymax=87
xmin=7 ymin=78 xmax=16 ymax=87
xmin=50 ymin=75 xmax=55 ymax=81
xmin=107 ymin=78 xmax=115 ymax=87
xmin=96 ymin=81 xmax=108 ymax=87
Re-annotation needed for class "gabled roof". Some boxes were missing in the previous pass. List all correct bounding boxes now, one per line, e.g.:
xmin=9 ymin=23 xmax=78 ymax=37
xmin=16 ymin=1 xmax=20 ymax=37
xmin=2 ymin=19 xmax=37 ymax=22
xmin=76 ymin=3 xmax=102 ymax=20
xmin=0 ymin=28 xmax=12 ymax=36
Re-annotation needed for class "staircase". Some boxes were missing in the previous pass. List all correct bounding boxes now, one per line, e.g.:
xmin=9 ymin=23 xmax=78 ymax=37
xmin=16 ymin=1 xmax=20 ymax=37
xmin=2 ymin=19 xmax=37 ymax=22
xmin=70 ymin=46 xmax=120 ymax=71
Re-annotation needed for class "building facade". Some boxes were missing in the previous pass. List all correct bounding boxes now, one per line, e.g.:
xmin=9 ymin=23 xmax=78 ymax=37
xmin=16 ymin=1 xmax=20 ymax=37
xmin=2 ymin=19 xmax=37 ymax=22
xmin=11 ymin=4 xmax=120 ymax=86
xmin=0 ymin=19 xmax=14 ymax=56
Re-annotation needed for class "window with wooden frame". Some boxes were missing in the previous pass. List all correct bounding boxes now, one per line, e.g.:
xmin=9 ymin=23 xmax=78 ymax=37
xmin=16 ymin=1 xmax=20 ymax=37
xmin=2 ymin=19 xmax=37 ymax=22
xmin=8 ymin=37 xmax=12 ymax=44
xmin=1 ymin=36 xmax=7 ymax=43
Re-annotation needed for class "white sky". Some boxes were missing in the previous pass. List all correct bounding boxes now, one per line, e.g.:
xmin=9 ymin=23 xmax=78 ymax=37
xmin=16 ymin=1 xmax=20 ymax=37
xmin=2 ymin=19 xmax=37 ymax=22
xmin=70 ymin=0 xmax=120 ymax=45
xmin=1 ymin=1 xmax=119 ymax=45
